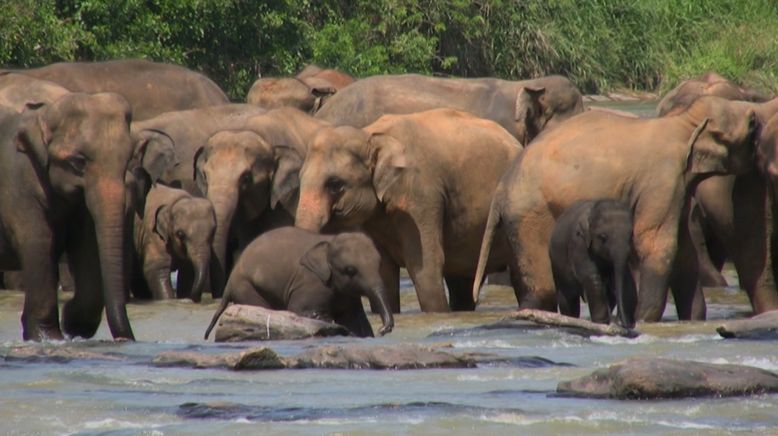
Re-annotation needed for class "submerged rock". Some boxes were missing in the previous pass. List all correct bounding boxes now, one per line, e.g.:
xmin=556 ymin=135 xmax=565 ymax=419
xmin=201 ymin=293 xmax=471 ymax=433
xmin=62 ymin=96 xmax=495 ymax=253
xmin=557 ymin=357 xmax=778 ymax=399
xmin=211 ymin=304 xmax=352 ymax=342
xmin=717 ymin=310 xmax=778 ymax=340
xmin=287 ymin=344 xmax=474 ymax=370
xmin=153 ymin=347 xmax=286 ymax=370
xmin=506 ymin=309 xmax=640 ymax=338
xmin=2 ymin=345 xmax=123 ymax=363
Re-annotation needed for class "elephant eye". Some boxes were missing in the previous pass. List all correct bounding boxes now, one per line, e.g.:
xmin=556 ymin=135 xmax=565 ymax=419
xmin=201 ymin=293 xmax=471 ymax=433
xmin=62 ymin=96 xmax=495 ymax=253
xmin=175 ymin=230 xmax=186 ymax=240
xmin=67 ymin=154 xmax=87 ymax=175
xmin=326 ymin=177 xmax=345 ymax=196
xmin=598 ymin=233 xmax=608 ymax=242
xmin=342 ymin=266 xmax=357 ymax=278
xmin=240 ymin=171 xmax=252 ymax=186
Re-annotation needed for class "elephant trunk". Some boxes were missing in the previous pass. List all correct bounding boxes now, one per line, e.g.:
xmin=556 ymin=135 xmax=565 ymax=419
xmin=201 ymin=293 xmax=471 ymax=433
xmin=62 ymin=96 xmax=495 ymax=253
xmin=208 ymin=185 xmax=238 ymax=296
xmin=295 ymin=190 xmax=330 ymax=232
xmin=364 ymin=284 xmax=394 ymax=336
xmin=87 ymin=178 xmax=135 ymax=340
xmin=613 ymin=255 xmax=637 ymax=329
xmin=188 ymin=251 xmax=210 ymax=303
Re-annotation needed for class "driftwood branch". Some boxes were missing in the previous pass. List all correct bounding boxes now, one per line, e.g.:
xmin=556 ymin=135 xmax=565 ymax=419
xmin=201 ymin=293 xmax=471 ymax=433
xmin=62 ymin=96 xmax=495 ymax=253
xmin=505 ymin=309 xmax=639 ymax=338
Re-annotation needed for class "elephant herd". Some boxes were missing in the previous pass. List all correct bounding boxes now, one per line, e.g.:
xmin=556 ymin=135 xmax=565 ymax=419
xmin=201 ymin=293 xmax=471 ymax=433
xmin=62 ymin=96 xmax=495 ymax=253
xmin=0 ymin=59 xmax=776 ymax=343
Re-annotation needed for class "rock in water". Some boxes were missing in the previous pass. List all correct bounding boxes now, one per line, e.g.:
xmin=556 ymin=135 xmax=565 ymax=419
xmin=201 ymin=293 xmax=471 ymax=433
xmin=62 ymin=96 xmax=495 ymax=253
xmin=557 ymin=357 xmax=778 ymax=399
xmin=212 ymin=304 xmax=352 ymax=342
xmin=717 ymin=310 xmax=778 ymax=339
xmin=507 ymin=309 xmax=639 ymax=338
xmin=287 ymin=344 xmax=474 ymax=369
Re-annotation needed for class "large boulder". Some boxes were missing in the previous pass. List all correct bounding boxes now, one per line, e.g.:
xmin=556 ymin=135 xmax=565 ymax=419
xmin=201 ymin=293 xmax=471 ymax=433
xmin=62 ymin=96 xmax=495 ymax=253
xmin=557 ymin=358 xmax=778 ymax=399
xmin=717 ymin=310 xmax=778 ymax=340
xmin=211 ymin=304 xmax=352 ymax=342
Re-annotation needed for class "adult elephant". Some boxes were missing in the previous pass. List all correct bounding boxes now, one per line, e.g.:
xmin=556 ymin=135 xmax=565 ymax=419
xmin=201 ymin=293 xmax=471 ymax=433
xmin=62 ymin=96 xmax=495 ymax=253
xmin=315 ymin=74 xmax=583 ymax=145
xmin=4 ymin=59 xmax=229 ymax=121
xmin=246 ymin=65 xmax=354 ymax=113
xmin=194 ymin=107 xmax=331 ymax=295
xmin=0 ymin=73 xmax=69 ymax=111
xmin=473 ymin=96 xmax=760 ymax=322
xmin=296 ymin=108 xmax=523 ymax=312
xmin=0 ymin=93 xmax=135 ymax=341
xmin=130 ymin=104 xmax=266 ymax=193
xmin=657 ymin=72 xmax=768 ymax=116
xmin=678 ymin=98 xmax=778 ymax=315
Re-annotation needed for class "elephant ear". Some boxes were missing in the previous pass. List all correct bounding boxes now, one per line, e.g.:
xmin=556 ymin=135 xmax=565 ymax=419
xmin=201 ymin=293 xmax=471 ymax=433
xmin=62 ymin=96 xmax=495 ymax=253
xmin=271 ymin=145 xmax=303 ymax=213
xmin=153 ymin=203 xmax=173 ymax=244
xmin=307 ymin=79 xmax=337 ymax=113
xmin=134 ymin=129 xmax=178 ymax=182
xmin=367 ymin=133 xmax=408 ymax=203
xmin=684 ymin=117 xmax=730 ymax=174
xmin=130 ymin=167 xmax=153 ymax=217
xmin=14 ymin=105 xmax=51 ymax=169
xmin=514 ymin=86 xmax=546 ymax=122
xmin=300 ymin=241 xmax=332 ymax=284
xmin=193 ymin=146 xmax=208 ymax=196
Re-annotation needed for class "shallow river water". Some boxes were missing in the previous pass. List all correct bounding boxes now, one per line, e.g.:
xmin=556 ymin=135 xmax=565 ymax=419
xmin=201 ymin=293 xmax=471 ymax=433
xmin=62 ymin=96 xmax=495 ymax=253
xmin=2 ymin=101 xmax=778 ymax=435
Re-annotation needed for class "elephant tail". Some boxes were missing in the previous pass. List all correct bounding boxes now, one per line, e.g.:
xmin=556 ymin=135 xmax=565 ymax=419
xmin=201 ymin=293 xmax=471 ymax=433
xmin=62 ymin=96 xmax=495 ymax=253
xmin=472 ymin=193 xmax=501 ymax=305
xmin=204 ymin=296 xmax=231 ymax=340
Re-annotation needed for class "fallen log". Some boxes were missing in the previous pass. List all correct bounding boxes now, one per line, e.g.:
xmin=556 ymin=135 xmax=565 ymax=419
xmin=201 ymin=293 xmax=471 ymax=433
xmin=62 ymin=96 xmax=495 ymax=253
xmin=505 ymin=309 xmax=639 ymax=338
xmin=210 ymin=304 xmax=352 ymax=342
xmin=557 ymin=357 xmax=778 ymax=399
xmin=717 ymin=310 xmax=778 ymax=340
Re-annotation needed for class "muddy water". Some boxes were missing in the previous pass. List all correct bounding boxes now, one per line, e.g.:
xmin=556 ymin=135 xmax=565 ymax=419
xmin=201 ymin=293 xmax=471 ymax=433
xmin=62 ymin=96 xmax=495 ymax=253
xmin=2 ymin=101 xmax=778 ymax=434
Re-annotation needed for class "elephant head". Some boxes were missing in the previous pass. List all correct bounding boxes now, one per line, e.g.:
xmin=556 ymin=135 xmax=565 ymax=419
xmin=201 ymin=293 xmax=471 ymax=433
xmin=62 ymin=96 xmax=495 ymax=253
xmin=130 ymin=129 xmax=178 ymax=183
xmin=246 ymin=77 xmax=336 ymax=113
xmin=15 ymin=92 xmax=135 ymax=340
xmin=514 ymin=86 xmax=547 ymax=145
xmin=584 ymin=201 xmax=637 ymax=328
xmin=153 ymin=195 xmax=216 ymax=301
xmin=194 ymin=130 xmax=298 ymax=293
xmin=300 ymin=232 xmax=394 ymax=335
xmin=682 ymin=97 xmax=761 ymax=177
xmin=296 ymin=126 xmax=407 ymax=232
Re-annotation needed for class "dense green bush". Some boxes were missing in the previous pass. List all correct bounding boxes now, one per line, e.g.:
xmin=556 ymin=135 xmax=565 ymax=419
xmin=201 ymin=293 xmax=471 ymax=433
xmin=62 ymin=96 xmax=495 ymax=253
xmin=1 ymin=0 xmax=777 ymax=100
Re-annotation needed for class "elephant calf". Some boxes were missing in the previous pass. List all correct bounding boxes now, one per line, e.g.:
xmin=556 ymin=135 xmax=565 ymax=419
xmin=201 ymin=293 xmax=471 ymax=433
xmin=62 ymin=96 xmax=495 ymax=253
xmin=133 ymin=183 xmax=215 ymax=302
xmin=549 ymin=200 xmax=637 ymax=328
xmin=204 ymin=227 xmax=394 ymax=339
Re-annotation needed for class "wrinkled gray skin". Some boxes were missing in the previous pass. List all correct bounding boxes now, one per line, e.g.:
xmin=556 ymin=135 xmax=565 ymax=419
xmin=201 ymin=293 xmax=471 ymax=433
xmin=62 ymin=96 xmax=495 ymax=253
xmin=549 ymin=200 xmax=637 ymax=328
xmin=193 ymin=108 xmax=331 ymax=295
xmin=130 ymin=104 xmax=266 ymax=194
xmin=4 ymin=59 xmax=229 ymax=121
xmin=246 ymin=65 xmax=354 ymax=113
xmin=657 ymin=72 xmax=768 ymax=117
xmin=204 ymin=227 xmax=394 ymax=339
xmin=315 ymin=74 xmax=583 ymax=145
xmin=0 ymin=73 xmax=70 ymax=112
xmin=132 ymin=182 xmax=215 ymax=302
xmin=0 ymin=93 xmax=135 ymax=341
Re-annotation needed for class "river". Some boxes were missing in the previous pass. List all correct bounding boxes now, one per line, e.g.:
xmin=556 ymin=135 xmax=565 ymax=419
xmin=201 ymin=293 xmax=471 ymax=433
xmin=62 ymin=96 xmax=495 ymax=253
xmin=1 ymin=101 xmax=777 ymax=435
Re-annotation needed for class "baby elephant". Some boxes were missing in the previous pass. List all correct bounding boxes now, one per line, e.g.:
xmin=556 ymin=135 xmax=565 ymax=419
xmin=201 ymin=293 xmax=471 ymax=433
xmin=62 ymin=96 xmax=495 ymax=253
xmin=134 ymin=183 xmax=216 ymax=302
xmin=549 ymin=200 xmax=637 ymax=328
xmin=204 ymin=227 xmax=394 ymax=339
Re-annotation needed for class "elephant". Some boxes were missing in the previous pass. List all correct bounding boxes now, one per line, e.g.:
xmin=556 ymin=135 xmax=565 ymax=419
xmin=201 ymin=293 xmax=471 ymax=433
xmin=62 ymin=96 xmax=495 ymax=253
xmin=246 ymin=65 xmax=354 ymax=113
xmin=130 ymin=104 xmax=266 ymax=193
xmin=314 ymin=74 xmax=583 ymax=145
xmin=131 ymin=177 xmax=216 ymax=302
xmin=0 ymin=93 xmax=136 ymax=341
xmin=295 ymin=108 xmax=523 ymax=313
xmin=204 ymin=227 xmax=394 ymax=339
xmin=657 ymin=72 xmax=768 ymax=117
xmin=193 ymin=108 xmax=331 ymax=295
xmin=4 ymin=59 xmax=229 ymax=121
xmin=0 ymin=73 xmax=70 ymax=112
xmin=549 ymin=200 xmax=637 ymax=328
xmin=472 ymin=96 xmax=760 ymax=322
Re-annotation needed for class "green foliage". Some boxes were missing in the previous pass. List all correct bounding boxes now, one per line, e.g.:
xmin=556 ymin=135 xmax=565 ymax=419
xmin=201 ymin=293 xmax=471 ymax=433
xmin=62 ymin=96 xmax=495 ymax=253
xmin=1 ymin=0 xmax=778 ymax=99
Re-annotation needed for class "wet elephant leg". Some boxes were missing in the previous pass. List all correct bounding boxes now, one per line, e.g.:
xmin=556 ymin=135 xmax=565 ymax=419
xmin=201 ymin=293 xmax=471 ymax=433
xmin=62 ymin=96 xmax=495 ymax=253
xmin=20 ymin=233 xmax=63 ymax=341
xmin=445 ymin=276 xmax=476 ymax=311
xmin=63 ymin=216 xmax=107 ymax=339
xmin=375 ymin=248 xmax=400 ymax=313
xmin=506 ymin=213 xmax=558 ymax=311
xmin=635 ymin=228 xmax=678 ymax=322
xmin=142 ymin=255 xmax=175 ymax=300
xmin=176 ymin=260 xmax=194 ymax=299
xmin=669 ymin=210 xmax=707 ymax=321
xmin=689 ymin=200 xmax=728 ymax=288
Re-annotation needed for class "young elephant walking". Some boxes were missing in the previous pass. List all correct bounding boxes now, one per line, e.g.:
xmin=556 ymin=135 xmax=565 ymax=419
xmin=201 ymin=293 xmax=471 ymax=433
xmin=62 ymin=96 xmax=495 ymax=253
xmin=549 ymin=200 xmax=637 ymax=328
xmin=204 ymin=227 xmax=394 ymax=339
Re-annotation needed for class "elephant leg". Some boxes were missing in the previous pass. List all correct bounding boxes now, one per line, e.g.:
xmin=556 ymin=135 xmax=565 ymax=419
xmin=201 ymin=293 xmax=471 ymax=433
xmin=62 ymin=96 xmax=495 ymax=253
xmin=142 ymin=255 xmax=175 ymax=300
xmin=669 ymin=213 xmax=706 ymax=320
xmin=634 ymin=229 xmax=678 ymax=322
xmin=63 ymin=217 xmax=107 ymax=339
xmin=334 ymin=298 xmax=375 ymax=338
xmin=393 ymin=210 xmax=448 ymax=312
xmin=57 ymin=256 xmax=76 ymax=293
xmin=445 ymin=276 xmax=476 ymax=311
xmin=20 ymin=234 xmax=63 ymax=341
xmin=689 ymin=201 xmax=727 ymax=288
xmin=374 ymin=247 xmax=400 ymax=314
xmin=505 ymin=213 xmax=558 ymax=311
xmin=176 ymin=260 xmax=194 ymax=299
xmin=551 ymin=262 xmax=581 ymax=318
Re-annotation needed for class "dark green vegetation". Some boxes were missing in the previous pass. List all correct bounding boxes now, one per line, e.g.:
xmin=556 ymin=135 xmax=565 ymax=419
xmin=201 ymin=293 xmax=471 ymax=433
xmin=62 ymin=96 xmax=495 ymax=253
xmin=2 ymin=0 xmax=778 ymax=100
